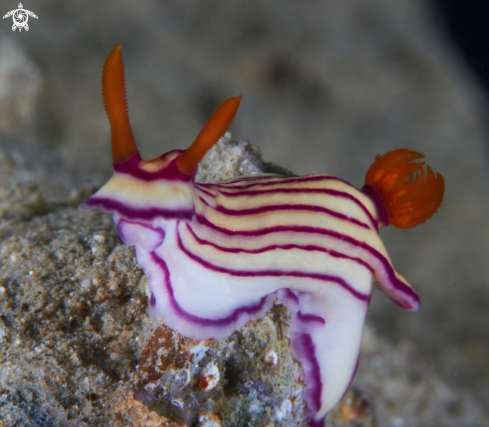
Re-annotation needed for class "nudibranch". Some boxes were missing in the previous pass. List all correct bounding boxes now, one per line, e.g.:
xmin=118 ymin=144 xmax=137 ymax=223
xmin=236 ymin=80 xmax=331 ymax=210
xmin=82 ymin=45 xmax=445 ymax=426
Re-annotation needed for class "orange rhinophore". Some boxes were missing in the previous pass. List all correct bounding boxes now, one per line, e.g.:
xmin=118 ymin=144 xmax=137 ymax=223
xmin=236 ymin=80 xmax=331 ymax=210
xmin=102 ymin=44 xmax=139 ymax=164
xmin=176 ymin=96 xmax=242 ymax=175
xmin=365 ymin=148 xmax=445 ymax=229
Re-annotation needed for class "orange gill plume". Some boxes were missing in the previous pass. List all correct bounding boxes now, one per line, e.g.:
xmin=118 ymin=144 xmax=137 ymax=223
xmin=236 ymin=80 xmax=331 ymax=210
xmin=102 ymin=44 xmax=138 ymax=164
xmin=365 ymin=148 xmax=445 ymax=229
xmin=176 ymin=96 xmax=242 ymax=175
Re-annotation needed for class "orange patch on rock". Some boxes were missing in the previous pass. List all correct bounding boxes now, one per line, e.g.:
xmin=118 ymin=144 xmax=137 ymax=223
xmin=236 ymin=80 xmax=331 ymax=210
xmin=138 ymin=324 xmax=192 ymax=383
xmin=113 ymin=392 xmax=183 ymax=427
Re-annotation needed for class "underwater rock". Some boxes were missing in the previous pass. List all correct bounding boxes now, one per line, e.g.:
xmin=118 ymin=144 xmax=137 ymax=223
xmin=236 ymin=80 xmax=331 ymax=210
xmin=134 ymin=312 xmax=305 ymax=426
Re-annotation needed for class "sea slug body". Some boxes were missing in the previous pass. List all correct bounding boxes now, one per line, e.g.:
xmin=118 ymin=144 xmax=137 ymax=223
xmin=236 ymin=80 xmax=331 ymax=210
xmin=82 ymin=45 xmax=444 ymax=426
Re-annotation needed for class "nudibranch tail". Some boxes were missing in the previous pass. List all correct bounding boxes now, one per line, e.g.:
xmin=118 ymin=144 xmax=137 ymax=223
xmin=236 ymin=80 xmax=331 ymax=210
xmin=364 ymin=148 xmax=445 ymax=229
xmin=176 ymin=96 xmax=242 ymax=175
xmin=102 ymin=44 xmax=138 ymax=164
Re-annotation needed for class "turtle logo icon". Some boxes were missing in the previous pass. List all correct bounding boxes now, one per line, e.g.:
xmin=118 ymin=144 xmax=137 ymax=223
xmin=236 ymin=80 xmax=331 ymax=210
xmin=3 ymin=3 xmax=38 ymax=32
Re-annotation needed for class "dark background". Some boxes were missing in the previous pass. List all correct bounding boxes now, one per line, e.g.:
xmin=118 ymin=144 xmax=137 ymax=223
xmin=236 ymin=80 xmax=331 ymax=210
xmin=433 ymin=0 xmax=489 ymax=93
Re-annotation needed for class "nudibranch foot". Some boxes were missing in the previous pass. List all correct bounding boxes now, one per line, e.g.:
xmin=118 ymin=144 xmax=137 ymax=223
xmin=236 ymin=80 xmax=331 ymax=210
xmin=118 ymin=214 xmax=368 ymax=421
xmin=83 ymin=45 xmax=444 ymax=426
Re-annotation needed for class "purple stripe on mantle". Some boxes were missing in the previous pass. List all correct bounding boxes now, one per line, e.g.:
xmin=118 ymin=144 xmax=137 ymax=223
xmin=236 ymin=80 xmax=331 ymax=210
xmin=362 ymin=185 xmax=389 ymax=227
xmin=185 ymin=223 xmax=375 ymax=275
xmin=177 ymin=228 xmax=370 ymax=302
xmin=150 ymin=252 xmax=273 ymax=327
xmin=296 ymin=311 xmax=326 ymax=327
xmin=194 ymin=186 xmax=217 ymax=198
xmin=212 ymin=175 xmax=282 ymax=184
xmin=279 ymin=288 xmax=300 ymax=307
xmin=112 ymin=152 xmax=195 ymax=182
xmin=308 ymin=417 xmax=326 ymax=427
xmin=213 ymin=187 xmax=378 ymax=230
xmin=205 ymin=174 xmax=353 ymax=190
xmin=81 ymin=197 xmax=194 ymax=221
xmin=197 ymin=196 xmax=372 ymax=230
xmin=194 ymin=214 xmax=419 ymax=309
xmin=290 ymin=332 xmax=323 ymax=423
